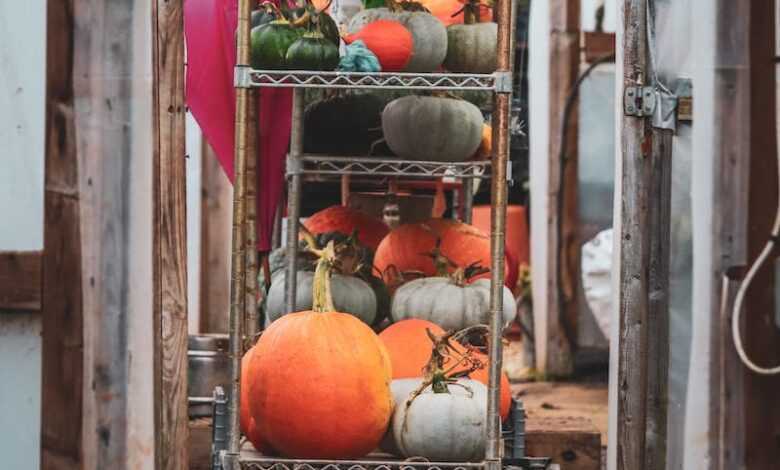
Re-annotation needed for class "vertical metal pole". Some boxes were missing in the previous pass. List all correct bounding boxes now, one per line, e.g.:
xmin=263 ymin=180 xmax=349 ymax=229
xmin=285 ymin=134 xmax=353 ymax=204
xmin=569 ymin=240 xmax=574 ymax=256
xmin=244 ymin=89 xmax=259 ymax=344
xmin=486 ymin=0 xmax=515 ymax=465
xmin=463 ymin=178 xmax=474 ymax=224
xmin=284 ymin=89 xmax=304 ymax=313
xmin=512 ymin=400 xmax=526 ymax=458
xmin=227 ymin=0 xmax=252 ymax=457
xmin=271 ymin=197 xmax=283 ymax=250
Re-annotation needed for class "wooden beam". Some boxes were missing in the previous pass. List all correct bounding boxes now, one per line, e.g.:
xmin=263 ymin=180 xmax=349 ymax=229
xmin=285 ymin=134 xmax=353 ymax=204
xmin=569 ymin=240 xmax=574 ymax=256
xmin=708 ymin=1 xmax=751 ymax=469
xmin=41 ymin=2 xmax=84 ymax=468
xmin=199 ymin=141 xmax=232 ymax=334
xmin=0 ymin=251 xmax=42 ymax=311
xmin=740 ymin=1 xmax=780 ymax=467
xmin=611 ymin=1 xmax=672 ymax=469
xmin=541 ymin=0 xmax=579 ymax=377
xmin=152 ymin=0 xmax=190 ymax=469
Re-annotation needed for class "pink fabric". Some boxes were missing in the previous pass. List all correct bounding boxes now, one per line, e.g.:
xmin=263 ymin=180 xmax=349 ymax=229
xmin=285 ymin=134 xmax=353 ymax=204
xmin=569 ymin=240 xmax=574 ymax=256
xmin=184 ymin=0 xmax=292 ymax=251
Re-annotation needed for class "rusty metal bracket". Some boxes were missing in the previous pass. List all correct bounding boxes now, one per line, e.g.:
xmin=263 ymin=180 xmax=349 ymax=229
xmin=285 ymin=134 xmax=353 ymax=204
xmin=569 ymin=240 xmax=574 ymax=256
xmin=494 ymin=71 xmax=514 ymax=93
xmin=234 ymin=66 xmax=252 ymax=88
xmin=623 ymin=86 xmax=656 ymax=117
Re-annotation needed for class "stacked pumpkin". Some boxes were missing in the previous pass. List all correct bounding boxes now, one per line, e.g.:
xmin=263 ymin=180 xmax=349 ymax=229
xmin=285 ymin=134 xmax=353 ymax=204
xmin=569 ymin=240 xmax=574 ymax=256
xmin=249 ymin=0 xmax=497 ymax=74
xmin=247 ymin=206 xmax=517 ymax=461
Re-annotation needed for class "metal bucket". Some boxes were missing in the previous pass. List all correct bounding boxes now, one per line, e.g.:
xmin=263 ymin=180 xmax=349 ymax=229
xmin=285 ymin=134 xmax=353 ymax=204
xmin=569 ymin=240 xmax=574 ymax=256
xmin=188 ymin=334 xmax=230 ymax=418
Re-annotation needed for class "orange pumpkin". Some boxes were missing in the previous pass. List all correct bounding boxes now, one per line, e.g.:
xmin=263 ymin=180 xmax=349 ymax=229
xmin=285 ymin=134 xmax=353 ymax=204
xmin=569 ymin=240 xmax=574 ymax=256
xmin=474 ymin=123 xmax=492 ymax=160
xmin=379 ymin=319 xmax=449 ymax=378
xmin=469 ymin=351 xmax=512 ymax=420
xmin=303 ymin=205 xmax=389 ymax=251
xmin=418 ymin=0 xmax=493 ymax=26
xmin=374 ymin=218 xmax=516 ymax=290
xmin=248 ymin=243 xmax=393 ymax=458
xmin=343 ymin=20 xmax=413 ymax=72
xmin=379 ymin=319 xmax=512 ymax=420
xmin=240 ymin=346 xmax=268 ymax=452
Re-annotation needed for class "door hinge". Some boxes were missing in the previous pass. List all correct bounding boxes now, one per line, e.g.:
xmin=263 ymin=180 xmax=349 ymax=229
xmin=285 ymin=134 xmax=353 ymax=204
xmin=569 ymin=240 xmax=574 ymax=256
xmin=623 ymin=86 xmax=656 ymax=117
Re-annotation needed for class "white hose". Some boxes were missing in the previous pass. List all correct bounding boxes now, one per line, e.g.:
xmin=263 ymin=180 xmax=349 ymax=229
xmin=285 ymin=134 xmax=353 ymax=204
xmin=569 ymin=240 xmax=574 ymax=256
xmin=730 ymin=150 xmax=780 ymax=375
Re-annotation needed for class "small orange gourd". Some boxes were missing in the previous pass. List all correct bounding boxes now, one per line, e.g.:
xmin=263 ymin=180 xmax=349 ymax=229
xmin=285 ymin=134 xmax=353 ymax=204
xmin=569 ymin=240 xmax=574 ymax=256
xmin=343 ymin=20 xmax=413 ymax=72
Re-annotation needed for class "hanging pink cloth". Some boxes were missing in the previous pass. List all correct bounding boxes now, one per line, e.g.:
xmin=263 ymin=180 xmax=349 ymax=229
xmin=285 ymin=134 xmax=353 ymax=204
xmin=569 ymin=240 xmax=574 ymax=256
xmin=184 ymin=0 xmax=293 ymax=251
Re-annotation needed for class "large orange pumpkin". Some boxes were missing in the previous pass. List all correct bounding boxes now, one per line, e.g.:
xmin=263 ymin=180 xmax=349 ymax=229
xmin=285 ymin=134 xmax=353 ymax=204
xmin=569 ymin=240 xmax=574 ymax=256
xmin=240 ymin=346 xmax=268 ymax=452
xmin=247 ymin=244 xmax=393 ymax=458
xmin=374 ymin=219 xmax=516 ymax=290
xmin=343 ymin=20 xmax=414 ymax=72
xmin=379 ymin=319 xmax=512 ymax=420
xmin=418 ymin=0 xmax=493 ymax=27
xmin=303 ymin=205 xmax=389 ymax=251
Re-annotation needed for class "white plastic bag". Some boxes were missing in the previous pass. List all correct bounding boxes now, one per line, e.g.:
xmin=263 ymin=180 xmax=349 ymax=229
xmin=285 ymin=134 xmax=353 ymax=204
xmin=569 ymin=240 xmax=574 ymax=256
xmin=581 ymin=228 xmax=613 ymax=339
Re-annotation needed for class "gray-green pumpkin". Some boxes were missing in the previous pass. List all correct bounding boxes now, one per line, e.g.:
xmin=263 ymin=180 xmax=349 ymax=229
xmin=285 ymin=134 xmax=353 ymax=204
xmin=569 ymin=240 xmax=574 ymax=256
xmin=390 ymin=277 xmax=516 ymax=330
xmin=347 ymin=8 xmax=447 ymax=73
xmin=265 ymin=270 xmax=377 ymax=326
xmin=444 ymin=22 xmax=497 ymax=73
xmin=391 ymin=378 xmax=487 ymax=461
xmin=382 ymin=95 xmax=484 ymax=162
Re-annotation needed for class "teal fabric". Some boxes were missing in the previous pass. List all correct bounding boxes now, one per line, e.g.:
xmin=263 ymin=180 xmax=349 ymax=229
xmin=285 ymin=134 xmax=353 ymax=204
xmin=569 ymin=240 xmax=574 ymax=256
xmin=337 ymin=40 xmax=382 ymax=72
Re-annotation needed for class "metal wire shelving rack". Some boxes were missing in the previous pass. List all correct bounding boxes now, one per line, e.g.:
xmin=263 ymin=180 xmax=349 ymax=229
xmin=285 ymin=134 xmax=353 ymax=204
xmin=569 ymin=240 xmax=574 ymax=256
xmin=217 ymin=0 xmax=551 ymax=469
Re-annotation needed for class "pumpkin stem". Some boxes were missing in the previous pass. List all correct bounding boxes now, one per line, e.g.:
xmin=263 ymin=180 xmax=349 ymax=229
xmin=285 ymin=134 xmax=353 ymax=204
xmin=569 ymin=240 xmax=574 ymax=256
xmin=311 ymin=240 xmax=337 ymax=312
xmin=463 ymin=0 xmax=481 ymax=24
xmin=259 ymin=1 xmax=287 ymax=21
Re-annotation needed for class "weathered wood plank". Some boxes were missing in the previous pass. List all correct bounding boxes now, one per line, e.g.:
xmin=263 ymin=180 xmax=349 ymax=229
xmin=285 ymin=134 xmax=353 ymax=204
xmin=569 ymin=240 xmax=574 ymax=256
xmin=709 ymin=1 xmax=751 ymax=469
xmin=526 ymin=417 xmax=602 ymax=470
xmin=200 ymin=141 xmax=233 ymax=334
xmin=0 ymin=251 xmax=42 ymax=311
xmin=41 ymin=1 xmax=84 ymax=468
xmin=541 ymin=0 xmax=580 ymax=377
xmin=612 ymin=1 xmax=662 ymax=470
xmin=644 ymin=128 xmax=672 ymax=470
xmin=153 ymin=0 xmax=190 ymax=468
xmin=741 ymin=2 xmax=780 ymax=467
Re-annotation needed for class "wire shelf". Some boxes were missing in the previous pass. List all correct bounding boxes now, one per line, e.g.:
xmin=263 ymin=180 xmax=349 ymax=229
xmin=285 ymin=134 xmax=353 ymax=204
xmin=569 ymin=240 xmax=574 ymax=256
xmin=238 ymin=455 xmax=485 ymax=470
xmin=246 ymin=70 xmax=497 ymax=91
xmin=287 ymin=155 xmax=492 ymax=179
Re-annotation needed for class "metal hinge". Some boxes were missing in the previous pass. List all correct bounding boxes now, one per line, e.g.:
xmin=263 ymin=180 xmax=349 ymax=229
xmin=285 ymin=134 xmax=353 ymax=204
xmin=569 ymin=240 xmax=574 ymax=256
xmin=234 ymin=65 xmax=251 ymax=88
xmin=494 ymin=71 xmax=513 ymax=94
xmin=623 ymin=86 xmax=656 ymax=117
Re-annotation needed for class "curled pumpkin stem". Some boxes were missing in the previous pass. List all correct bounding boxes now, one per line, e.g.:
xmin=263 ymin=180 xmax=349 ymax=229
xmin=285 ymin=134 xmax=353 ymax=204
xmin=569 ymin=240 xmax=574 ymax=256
xmin=400 ymin=326 xmax=482 ymax=440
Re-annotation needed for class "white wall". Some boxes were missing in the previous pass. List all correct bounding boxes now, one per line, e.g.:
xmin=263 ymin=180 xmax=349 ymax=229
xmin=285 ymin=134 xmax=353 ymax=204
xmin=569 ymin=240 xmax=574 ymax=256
xmin=0 ymin=1 xmax=46 ymax=469
xmin=186 ymin=112 xmax=202 ymax=333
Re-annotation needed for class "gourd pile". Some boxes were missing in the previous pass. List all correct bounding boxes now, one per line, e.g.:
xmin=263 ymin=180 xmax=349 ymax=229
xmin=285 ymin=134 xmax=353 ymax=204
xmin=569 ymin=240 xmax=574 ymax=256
xmin=249 ymin=0 xmax=497 ymax=74
xmin=244 ymin=206 xmax=517 ymax=461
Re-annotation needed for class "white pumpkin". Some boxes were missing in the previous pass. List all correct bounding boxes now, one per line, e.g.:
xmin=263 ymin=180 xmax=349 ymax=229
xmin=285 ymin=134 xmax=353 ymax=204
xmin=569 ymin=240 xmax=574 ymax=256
xmin=266 ymin=270 xmax=377 ymax=325
xmin=382 ymin=95 xmax=484 ymax=162
xmin=347 ymin=9 xmax=447 ymax=72
xmin=392 ymin=378 xmax=487 ymax=461
xmin=391 ymin=277 xmax=516 ymax=330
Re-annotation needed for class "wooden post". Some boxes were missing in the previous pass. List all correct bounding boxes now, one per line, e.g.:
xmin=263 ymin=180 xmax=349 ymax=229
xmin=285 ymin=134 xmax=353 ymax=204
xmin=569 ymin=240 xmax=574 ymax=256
xmin=152 ymin=0 xmax=190 ymax=469
xmin=200 ymin=142 xmax=232 ymax=334
xmin=541 ymin=0 xmax=580 ymax=377
xmin=711 ymin=1 xmax=780 ymax=468
xmin=740 ymin=3 xmax=780 ymax=466
xmin=41 ymin=5 xmax=85 ymax=466
xmin=610 ymin=1 xmax=672 ymax=469
xmin=43 ymin=1 xmax=148 ymax=467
